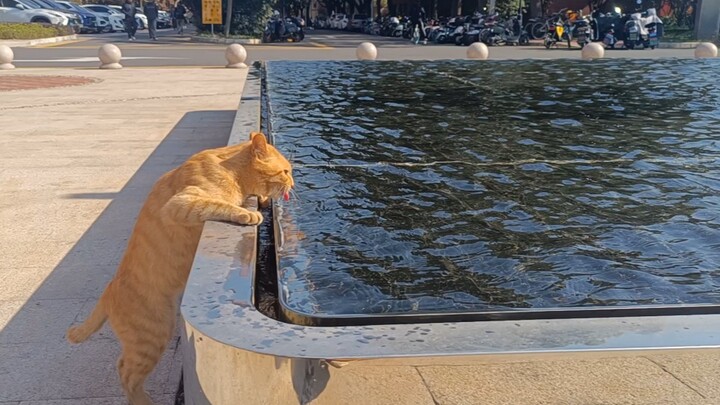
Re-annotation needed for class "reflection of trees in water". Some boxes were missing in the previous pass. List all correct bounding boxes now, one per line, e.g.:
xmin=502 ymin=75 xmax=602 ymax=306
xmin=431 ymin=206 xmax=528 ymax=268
xmin=269 ymin=60 xmax=720 ymax=313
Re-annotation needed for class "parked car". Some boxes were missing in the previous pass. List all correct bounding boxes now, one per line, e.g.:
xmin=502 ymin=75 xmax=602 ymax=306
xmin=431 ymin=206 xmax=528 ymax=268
xmin=83 ymin=3 xmax=126 ymax=32
xmin=26 ymin=0 xmax=86 ymax=33
xmin=56 ymin=0 xmax=108 ymax=33
xmin=157 ymin=9 xmax=170 ymax=28
xmin=0 ymin=0 xmax=67 ymax=25
xmin=108 ymin=4 xmax=145 ymax=29
xmin=348 ymin=14 xmax=366 ymax=31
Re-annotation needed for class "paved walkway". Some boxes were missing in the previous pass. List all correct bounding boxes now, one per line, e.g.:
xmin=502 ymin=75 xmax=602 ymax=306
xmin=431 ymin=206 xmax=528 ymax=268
xmin=0 ymin=67 xmax=246 ymax=404
xmin=1 ymin=67 xmax=720 ymax=405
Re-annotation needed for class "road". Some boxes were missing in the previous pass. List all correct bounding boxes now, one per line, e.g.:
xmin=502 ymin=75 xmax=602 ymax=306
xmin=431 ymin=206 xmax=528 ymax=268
xmin=10 ymin=28 xmax=695 ymax=67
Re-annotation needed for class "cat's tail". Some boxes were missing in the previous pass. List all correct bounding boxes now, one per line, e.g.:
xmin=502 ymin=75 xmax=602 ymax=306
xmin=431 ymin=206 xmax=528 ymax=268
xmin=66 ymin=294 xmax=108 ymax=344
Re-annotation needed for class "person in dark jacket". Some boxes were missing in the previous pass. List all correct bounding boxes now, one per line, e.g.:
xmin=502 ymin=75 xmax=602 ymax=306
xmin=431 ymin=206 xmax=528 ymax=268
xmin=121 ymin=0 xmax=137 ymax=41
xmin=410 ymin=2 xmax=427 ymax=43
xmin=174 ymin=1 xmax=188 ymax=34
xmin=143 ymin=0 xmax=159 ymax=40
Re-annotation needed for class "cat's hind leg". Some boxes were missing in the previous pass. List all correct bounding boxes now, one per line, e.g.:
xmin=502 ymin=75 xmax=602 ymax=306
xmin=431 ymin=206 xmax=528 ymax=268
xmin=117 ymin=351 xmax=156 ymax=405
xmin=112 ymin=308 xmax=175 ymax=405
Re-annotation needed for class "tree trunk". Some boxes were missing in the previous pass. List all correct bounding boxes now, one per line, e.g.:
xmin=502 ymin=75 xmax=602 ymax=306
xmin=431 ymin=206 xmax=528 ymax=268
xmin=529 ymin=0 xmax=541 ymax=18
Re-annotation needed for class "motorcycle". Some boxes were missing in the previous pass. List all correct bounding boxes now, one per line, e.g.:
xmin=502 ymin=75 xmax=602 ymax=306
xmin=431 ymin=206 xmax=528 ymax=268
xmin=543 ymin=16 xmax=568 ymax=48
xmin=436 ymin=18 xmax=466 ymax=44
xmin=478 ymin=15 xmax=527 ymax=46
xmin=460 ymin=14 xmax=489 ymax=46
xmin=646 ymin=22 xmax=658 ymax=49
xmin=644 ymin=8 xmax=663 ymax=49
xmin=262 ymin=17 xmax=305 ymax=43
xmin=505 ymin=15 xmax=529 ymax=45
xmin=603 ymin=26 xmax=618 ymax=48
xmin=574 ymin=16 xmax=592 ymax=48
xmin=380 ymin=16 xmax=403 ymax=37
xmin=623 ymin=13 xmax=645 ymax=49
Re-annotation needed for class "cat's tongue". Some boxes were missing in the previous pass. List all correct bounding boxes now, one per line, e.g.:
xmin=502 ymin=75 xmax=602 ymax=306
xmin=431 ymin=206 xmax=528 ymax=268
xmin=283 ymin=192 xmax=290 ymax=201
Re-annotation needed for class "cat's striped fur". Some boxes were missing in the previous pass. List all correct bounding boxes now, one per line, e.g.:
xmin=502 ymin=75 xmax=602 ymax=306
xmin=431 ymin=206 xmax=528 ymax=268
xmin=66 ymin=132 xmax=293 ymax=405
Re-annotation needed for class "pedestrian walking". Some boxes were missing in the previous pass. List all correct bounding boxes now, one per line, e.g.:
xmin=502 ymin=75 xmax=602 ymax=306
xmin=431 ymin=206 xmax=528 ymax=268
xmin=121 ymin=0 xmax=137 ymax=41
xmin=174 ymin=1 xmax=188 ymax=35
xmin=411 ymin=3 xmax=427 ymax=45
xmin=143 ymin=0 xmax=159 ymax=40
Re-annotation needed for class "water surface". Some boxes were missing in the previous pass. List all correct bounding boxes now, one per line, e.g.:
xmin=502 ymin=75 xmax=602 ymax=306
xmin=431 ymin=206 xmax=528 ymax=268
xmin=266 ymin=59 xmax=720 ymax=320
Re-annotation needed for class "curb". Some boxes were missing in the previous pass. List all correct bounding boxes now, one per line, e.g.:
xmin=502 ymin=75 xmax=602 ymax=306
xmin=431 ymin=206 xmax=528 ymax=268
xmin=658 ymin=41 xmax=705 ymax=49
xmin=0 ymin=34 xmax=78 ymax=47
xmin=190 ymin=36 xmax=261 ymax=45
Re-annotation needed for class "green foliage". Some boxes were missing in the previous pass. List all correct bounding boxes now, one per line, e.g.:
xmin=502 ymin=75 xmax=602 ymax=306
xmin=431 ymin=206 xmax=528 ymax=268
xmin=190 ymin=0 xmax=273 ymax=36
xmin=0 ymin=23 xmax=72 ymax=40
xmin=495 ymin=0 xmax=525 ymax=16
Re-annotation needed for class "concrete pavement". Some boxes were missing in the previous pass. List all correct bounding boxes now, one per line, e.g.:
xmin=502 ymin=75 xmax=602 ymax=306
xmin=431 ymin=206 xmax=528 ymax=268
xmin=0 ymin=67 xmax=246 ymax=404
xmin=1 ymin=64 xmax=720 ymax=404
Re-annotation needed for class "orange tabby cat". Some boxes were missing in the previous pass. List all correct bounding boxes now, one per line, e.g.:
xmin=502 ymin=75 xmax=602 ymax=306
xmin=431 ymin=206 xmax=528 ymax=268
xmin=66 ymin=132 xmax=293 ymax=405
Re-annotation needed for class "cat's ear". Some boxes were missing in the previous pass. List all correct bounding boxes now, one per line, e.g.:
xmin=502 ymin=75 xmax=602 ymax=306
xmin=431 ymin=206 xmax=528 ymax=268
xmin=251 ymin=132 xmax=268 ymax=156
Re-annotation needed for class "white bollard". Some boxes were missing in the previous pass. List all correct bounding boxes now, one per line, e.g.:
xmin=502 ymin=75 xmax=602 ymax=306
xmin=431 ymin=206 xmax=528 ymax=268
xmin=581 ymin=42 xmax=605 ymax=60
xmin=466 ymin=42 xmax=489 ymax=60
xmin=225 ymin=44 xmax=247 ymax=68
xmin=0 ymin=45 xmax=15 ymax=70
xmin=98 ymin=44 xmax=122 ymax=69
xmin=694 ymin=42 xmax=718 ymax=59
xmin=356 ymin=42 xmax=377 ymax=60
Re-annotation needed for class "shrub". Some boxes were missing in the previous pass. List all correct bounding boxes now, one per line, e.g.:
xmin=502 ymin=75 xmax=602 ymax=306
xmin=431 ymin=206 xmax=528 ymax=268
xmin=0 ymin=23 xmax=73 ymax=40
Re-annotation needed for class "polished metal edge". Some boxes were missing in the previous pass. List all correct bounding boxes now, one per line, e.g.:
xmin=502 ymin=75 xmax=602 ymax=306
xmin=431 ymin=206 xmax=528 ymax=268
xmin=181 ymin=65 xmax=720 ymax=365
xmin=184 ymin=219 xmax=720 ymax=360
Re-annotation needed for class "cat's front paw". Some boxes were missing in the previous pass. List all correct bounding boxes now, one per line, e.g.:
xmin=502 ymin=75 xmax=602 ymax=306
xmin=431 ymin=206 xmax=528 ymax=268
xmin=232 ymin=211 xmax=264 ymax=226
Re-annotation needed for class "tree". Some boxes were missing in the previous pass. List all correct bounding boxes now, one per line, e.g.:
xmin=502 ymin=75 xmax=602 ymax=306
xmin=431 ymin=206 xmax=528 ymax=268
xmin=191 ymin=0 xmax=273 ymax=36
xmin=495 ymin=0 xmax=525 ymax=16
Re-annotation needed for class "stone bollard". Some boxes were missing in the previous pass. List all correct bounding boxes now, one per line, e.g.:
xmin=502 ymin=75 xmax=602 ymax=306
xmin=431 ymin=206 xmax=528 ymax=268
xmin=581 ymin=42 xmax=605 ymax=60
xmin=694 ymin=42 xmax=718 ymax=59
xmin=356 ymin=42 xmax=377 ymax=60
xmin=98 ymin=44 xmax=122 ymax=69
xmin=0 ymin=45 xmax=15 ymax=70
xmin=225 ymin=44 xmax=247 ymax=68
xmin=466 ymin=42 xmax=489 ymax=60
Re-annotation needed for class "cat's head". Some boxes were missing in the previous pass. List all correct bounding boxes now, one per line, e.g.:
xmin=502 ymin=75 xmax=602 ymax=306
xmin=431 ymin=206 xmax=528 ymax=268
xmin=248 ymin=132 xmax=294 ymax=200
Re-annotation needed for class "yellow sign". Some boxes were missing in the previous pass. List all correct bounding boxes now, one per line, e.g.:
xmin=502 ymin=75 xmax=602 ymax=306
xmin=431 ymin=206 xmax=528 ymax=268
xmin=202 ymin=0 xmax=222 ymax=24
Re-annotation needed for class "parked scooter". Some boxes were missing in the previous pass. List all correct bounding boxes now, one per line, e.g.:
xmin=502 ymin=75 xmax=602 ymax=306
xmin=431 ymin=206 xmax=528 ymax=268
xmin=603 ymin=25 xmax=618 ymax=48
xmin=646 ymin=22 xmax=658 ymax=49
xmin=262 ymin=17 xmax=304 ymax=43
xmin=457 ymin=13 xmax=484 ymax=45
xmin=644 ymin=8 xmax=663 ymax=49
xmin=574 ymin=15 xmax=592 ymax=48
xmin=623 ymin=13 xmax=645 ymax=49
xmin=433 ymin=16 xmax=464 ymax=43
xmin=543 ymin=15 xmax=567 ymax=48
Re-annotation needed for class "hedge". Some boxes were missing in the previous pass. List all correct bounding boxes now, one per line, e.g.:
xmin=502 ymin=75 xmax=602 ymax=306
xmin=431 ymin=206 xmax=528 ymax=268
xmin=0 ymin=23 xmax=73 ymax=40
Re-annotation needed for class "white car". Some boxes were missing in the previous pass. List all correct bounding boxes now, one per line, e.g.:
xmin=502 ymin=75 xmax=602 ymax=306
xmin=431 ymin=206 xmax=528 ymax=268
xmin=0 ymin=0 xmax=68 ymax=25
xmin=108 ymin=4 xmax=146 ymax=29
xmin=83 ymin=3 xmax=126 ymax=32
xmin=157 ymin=9 xmax=170 ymax=28
xmin=56 ymin=0 xmax=109 ymax=32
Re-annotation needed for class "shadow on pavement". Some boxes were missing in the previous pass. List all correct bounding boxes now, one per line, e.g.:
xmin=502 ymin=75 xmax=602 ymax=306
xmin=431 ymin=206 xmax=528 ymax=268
xmin=0 ymin=110 xmax=234 ymax=404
